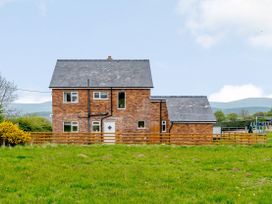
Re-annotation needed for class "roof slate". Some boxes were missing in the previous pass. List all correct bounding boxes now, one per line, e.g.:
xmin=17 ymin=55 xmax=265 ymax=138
xmin=49 ymin=59 xmax=153 ymax=88
xmin=151 ymin=96 xmax=216 ymax=123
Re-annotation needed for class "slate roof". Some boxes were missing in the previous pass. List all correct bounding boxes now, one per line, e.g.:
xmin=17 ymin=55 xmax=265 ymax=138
xmin=150 ymin=96 xmax=216 ymax=123
xmin=49 ymin=59 xmax=153 ymax=88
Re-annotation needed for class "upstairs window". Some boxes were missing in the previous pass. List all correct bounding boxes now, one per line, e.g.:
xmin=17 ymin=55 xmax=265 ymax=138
xmin=93 ymin=92 xmax=108 ymax=100
xmin=92 ymin=121 xmax=101 ymax=132
xmin=118 ymin=91 xmax=126 ymax=109
xmin=64 ymin=91 xmax=78 ymax=103
xmin=162 ymin=121 xmax=167 ymax=132
xmin=64 ymin=121 xmax=79 ymax=132
xmin=138 ymin=121 xmax=145 ymax=129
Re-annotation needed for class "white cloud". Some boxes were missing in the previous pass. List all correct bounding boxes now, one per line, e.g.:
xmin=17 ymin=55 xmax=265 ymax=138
xmin=209 ymin=84 xmax=265 ymax=102
xmin=15 ymin=92 xmax=51 ymax=104
xmin=177 ymin=0 xmax=272 ymax=47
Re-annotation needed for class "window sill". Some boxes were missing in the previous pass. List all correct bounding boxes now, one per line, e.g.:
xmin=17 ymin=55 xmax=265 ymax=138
xmin=63 ymin=102 xmax=79 ymax=104
xmin=64 ymin=131 xmax=79 ymax=133
xmin=93 ymin=98 xmax=109 ymax=101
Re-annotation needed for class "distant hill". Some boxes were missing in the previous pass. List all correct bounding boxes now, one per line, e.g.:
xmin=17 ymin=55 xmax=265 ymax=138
xmin=9 ymin=101 xmax=52 ymax=114
xmin=211 ymin=107 xmax=271 ymax=114
xmin=210 ymin=98 xmax=272 ymax=114
xmin=8 ymin=102 xmax=52 ymax=119
xmin=7 ymin=97 xmax=272 ymax=117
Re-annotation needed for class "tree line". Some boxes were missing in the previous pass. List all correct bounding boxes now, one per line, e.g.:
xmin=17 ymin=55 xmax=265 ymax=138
xmin=214 ymin=109 xmax=272 ymax=128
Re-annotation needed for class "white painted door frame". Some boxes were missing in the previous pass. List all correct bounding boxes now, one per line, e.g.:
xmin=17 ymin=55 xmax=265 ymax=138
xmin=103 ymin=121 xmax=116 ymax=144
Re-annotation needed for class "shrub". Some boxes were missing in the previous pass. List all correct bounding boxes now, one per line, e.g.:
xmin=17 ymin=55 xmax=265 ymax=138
xmin=220 ymin=120 xmax=253 ymax=128
xmin=227 ymin=113 xmax=239 ymax=122
xmin=0 ymin=121 xmax=31 ymax=146
xmin=10 ymin=116 xmax=52 ymax=132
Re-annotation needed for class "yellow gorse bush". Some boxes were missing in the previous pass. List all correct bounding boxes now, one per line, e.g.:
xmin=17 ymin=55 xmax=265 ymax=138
xmin=0 ymin=121 xmax=31 ymax=145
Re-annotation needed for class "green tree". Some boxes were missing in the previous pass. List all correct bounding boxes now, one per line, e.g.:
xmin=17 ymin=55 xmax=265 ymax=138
xmin=227 ymin=113 xmax=238 ymax=122
xmin=214 ymin=110 xmax=226 ymax=123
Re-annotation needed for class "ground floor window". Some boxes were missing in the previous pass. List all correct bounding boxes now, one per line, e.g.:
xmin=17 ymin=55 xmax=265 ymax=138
xmin=137 ymin=121 xmax=145 ymax=129
xmin=92 ymin=121 xmax=101 ymax=132
xmin=162 ymin=121 xmax=167 ymax=132
xmin=63 ymin=121 xmax=79 ymax=132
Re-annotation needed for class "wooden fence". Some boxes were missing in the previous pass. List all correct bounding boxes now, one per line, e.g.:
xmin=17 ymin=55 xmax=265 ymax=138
xmin=29 ymin=132 xmax=267 ymax=145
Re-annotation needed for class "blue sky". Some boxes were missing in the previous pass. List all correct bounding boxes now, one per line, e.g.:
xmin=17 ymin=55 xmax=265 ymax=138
xmin=1 ymin=0 xmax=272 ymax=103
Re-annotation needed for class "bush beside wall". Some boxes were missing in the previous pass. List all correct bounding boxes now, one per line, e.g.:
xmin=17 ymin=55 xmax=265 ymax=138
xmin=0 ymin=121 xmax=31 ymax=146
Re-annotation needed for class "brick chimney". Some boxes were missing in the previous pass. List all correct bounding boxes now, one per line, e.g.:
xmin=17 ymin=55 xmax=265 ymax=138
xmin=107 ymin=56 xmax=113 ymax=61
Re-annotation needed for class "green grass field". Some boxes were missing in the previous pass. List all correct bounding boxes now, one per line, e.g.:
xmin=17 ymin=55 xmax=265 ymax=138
xmin=1 ymin=135 xmax=272 ymax=203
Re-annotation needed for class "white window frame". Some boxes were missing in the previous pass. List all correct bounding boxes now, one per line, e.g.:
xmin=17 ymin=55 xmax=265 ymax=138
xmin=117 ymin=91 xmax=126 ymax=109
xmin=93 ymin=92 xmax=109 ymax=100
xmin=63 ymin=91 xmax=79 ymax=103
xmin=63 ymin=121 xmax=79 ymax=132
xmin=162 ymin=120 xmax=167 ymax=132
xmin=92 ymin=121 xmax=101 ymax=132
xmin=137 ymin=121 xmax=146 ymax=129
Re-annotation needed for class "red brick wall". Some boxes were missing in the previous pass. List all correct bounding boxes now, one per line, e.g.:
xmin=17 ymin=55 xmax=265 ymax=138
xmin=149 ymin=101 xmax=171 ymax=133
xmin=52 ymin=89 xmax=165 ymax=133
xmin=170 ymin=123 xmax=213 ymax=134
xmin=52 ymin=89 xmax=213 ymax=134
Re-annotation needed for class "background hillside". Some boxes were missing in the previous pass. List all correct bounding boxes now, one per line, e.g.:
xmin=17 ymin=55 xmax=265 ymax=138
xmin=9 ymin=102 xmax=52 ymax=120
xmin=210 ymin=98 xmax=272 ymax=114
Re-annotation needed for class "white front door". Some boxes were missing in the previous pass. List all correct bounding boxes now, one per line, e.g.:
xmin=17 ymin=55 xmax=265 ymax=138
xmin=103 ymin=121 xmax=116 ymax=143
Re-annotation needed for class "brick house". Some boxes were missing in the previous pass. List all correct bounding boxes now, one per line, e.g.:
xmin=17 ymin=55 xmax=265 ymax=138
xmin=49 ymin=57 xmax=216 ymax=136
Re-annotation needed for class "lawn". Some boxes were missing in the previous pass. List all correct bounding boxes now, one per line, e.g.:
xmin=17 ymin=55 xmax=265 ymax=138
xmin=0 ymin=140 xmax=272 ymax=203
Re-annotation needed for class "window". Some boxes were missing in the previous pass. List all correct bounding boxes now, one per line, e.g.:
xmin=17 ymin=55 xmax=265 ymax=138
xmin=100 ymin=92 xmax=108 ymax=99
xmin=118 ymin=91 xmax=126 ymax=109
xmin=93 ymin=92 xmax=108 ymax=100
xmin=94 ymin=92 xmax=100 ymax=99
xmin=162 ymin=121 xmax=167 ymax=132
xmin=63 ymin=121 xmax=79 ymax=132
xmin=64 ymin=92 xmax=78 ymax=103
xmin=138 ymin=121 xmax=145 ymax=129
xmin=92 ymin=121 xmax=101 ymax=132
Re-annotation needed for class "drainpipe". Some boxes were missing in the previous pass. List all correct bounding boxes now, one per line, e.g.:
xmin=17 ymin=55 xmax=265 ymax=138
xmin=87 ymin=79 xmax=91 ymax=132
xmin=159 ymin=100 xmax=162 ymax=133
xmin=101 ymin=88 xmax=113 ymax=131
xmin=159 ymin=100 xmax=162 ymax=142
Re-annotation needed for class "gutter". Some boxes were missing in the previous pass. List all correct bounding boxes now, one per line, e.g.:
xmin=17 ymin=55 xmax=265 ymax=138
xmin=171 ymin=121 xmax=217 ymax=124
